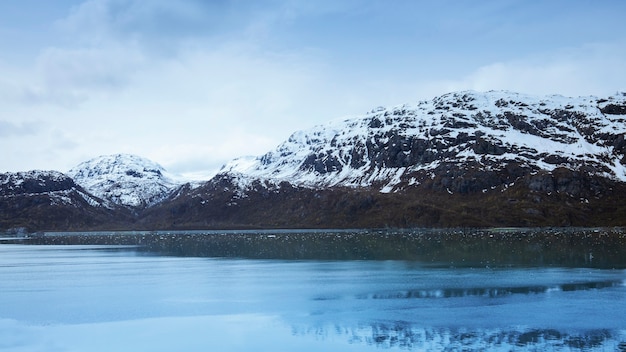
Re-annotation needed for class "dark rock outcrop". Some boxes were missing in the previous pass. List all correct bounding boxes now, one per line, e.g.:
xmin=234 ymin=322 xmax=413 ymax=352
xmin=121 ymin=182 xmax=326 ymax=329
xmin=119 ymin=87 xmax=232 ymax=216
xmin=0 ymin=171 xmax=132 ymax=232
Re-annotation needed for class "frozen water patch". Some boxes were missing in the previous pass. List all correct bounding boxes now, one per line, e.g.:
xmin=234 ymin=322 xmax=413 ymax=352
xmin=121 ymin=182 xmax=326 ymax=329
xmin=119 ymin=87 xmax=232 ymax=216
xmin=2 ymin=241 xmax=626 ymax=351
xmin=2 ymin=317 xmax=625 ymax=352
xmin=0 ymin=315 xmax=375 ymax=352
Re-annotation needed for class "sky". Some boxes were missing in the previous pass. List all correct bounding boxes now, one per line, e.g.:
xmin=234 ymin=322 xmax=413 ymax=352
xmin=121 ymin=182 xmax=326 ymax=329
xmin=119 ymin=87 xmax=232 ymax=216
xmin=1 ymin=0 xmax=625 ymax=179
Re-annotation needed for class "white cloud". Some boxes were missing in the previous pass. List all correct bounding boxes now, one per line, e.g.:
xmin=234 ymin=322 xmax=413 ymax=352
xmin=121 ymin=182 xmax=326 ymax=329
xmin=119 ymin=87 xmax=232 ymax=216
xmin=56 ymin=0 xmax=216 ymax=44
xmin=0 ymin=120 xmax=41 ymax=137
xmin=16 ymin=43 xmax=145 ymax=107
xmin=7 ymin=39 xmax=625 ymax=175
xmin=2 ymin=0 xmax=626 ymax=176
xmin=437 ymin=42 xmax=626 ymax=97
xmin=67 ymin=43 xmax=338 ymax=175
xmin=39 ymin=45 xmax=144 ymax=90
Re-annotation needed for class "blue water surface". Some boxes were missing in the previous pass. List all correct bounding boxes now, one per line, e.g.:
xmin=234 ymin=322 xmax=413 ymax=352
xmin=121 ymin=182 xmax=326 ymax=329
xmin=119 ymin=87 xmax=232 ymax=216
xmin=0 ymin=243 xmax=625 ymax=351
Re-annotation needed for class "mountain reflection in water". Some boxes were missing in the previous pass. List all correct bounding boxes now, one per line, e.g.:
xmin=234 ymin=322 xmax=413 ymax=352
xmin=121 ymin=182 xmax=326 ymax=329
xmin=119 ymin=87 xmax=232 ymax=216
xmin=18 ymin=227 xmax=626 ymax=268
xmin=354 ymin=279 xmax=624 ymax=299
xmin=292 ymin=324 xmax=626 ymax=351
xmin=2 ymin=228 xmax=626 ymax=351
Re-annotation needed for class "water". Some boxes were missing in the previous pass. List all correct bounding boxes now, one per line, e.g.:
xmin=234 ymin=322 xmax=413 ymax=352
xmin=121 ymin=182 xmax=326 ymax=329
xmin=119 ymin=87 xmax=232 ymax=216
xmin=1 ymin=230 xmax=626 ymax=351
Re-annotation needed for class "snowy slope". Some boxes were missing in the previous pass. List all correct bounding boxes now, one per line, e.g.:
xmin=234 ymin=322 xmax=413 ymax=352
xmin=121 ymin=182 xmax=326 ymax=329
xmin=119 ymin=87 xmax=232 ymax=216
xmin=0 ymin=170 xmax=107 ymax=208
xmin=222 ymin=90 xmax=626 ymax=193
xmin=68 ymin=154 xmax=183 ymax=207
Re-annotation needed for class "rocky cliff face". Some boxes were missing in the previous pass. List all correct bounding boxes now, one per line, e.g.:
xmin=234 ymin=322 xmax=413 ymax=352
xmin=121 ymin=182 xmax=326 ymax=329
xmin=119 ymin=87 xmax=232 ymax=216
xmin=1 ymin=171 xmax=78 ymax=197
xmin=222 ymin=91 xmax=626 ymax=195
xmin=0 ymin=171 xmax=130 ymax=231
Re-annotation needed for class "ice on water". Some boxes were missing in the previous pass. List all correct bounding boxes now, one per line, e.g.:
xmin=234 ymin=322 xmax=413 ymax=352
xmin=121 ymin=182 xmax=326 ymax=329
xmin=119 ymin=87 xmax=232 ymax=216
xmin=1 ymin=242 xmax=625 ymax=351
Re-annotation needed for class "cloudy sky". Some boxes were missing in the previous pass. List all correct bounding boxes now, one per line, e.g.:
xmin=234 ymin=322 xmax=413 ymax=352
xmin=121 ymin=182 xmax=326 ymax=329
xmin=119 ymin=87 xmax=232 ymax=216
xmin=1 ymin=0 xmax=625 ymax=178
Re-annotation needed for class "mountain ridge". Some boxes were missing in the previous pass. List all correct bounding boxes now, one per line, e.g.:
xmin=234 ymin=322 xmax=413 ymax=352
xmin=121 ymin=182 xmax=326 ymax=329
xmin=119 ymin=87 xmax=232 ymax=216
xmin=139 ymin=90 xmax=626 ymax=229
xmin=0 ymin=170 xmax=132 ymax=231
xmin=221 ymin=90 xmax=626 ymax=193
xmin=2 ymin=90 xmax=626 ymax=231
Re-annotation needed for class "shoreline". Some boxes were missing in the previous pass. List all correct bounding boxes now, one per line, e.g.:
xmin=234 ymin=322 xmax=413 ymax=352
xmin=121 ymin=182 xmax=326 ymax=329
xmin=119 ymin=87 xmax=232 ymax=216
xmin=2 ymin=227 xmax=625 ymax=268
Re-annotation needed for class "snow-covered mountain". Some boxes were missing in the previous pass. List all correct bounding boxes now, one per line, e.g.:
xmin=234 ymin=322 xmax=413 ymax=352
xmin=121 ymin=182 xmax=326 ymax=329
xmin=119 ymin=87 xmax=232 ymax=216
xmin=0 ymin=170 xmax=106 ymax=207
xmin=4 ymin=90 xmax=626 ymax=231
xmin=68 ymin=154 xmax=183 ymax=208
xmin=0 ymin=170 xmax=128 ymax=231
xmin=222 ymin=90 xmax=626 ymax=193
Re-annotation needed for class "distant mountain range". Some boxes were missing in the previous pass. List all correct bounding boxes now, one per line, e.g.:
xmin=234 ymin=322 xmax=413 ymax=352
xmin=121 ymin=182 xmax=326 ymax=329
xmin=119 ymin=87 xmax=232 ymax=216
xmin=2 ymin=90 xmax=626 ymax=231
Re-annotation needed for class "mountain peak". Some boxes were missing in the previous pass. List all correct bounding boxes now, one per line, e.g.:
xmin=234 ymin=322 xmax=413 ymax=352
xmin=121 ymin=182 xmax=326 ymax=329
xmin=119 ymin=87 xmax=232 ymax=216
xmin=68 ymin=154 xmax=182 ymax=207
xmin=221 ymin=90 xmax=626 ymax=193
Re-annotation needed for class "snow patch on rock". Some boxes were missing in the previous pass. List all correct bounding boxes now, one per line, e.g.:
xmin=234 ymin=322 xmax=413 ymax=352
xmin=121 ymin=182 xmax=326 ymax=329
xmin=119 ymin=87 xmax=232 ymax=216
xmin=221 ymin=90 xmax=626 ymax=192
